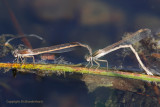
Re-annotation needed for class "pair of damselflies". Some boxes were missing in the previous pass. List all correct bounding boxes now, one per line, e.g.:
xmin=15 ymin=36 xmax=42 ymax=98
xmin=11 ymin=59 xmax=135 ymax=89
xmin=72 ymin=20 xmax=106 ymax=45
xmin=12 ymin=29 xmax=153 ymax=75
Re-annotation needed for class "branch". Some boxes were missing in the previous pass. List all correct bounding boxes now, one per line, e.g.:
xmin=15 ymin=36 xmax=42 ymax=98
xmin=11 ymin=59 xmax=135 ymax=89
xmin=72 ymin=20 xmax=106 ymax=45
xmin=0 ymin=63 xmax=159 ymax=82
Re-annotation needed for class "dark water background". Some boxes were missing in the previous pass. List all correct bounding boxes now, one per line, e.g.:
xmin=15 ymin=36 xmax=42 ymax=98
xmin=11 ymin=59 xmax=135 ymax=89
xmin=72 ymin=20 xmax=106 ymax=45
xmin=0 ymin=0 xmax=160 ymax=107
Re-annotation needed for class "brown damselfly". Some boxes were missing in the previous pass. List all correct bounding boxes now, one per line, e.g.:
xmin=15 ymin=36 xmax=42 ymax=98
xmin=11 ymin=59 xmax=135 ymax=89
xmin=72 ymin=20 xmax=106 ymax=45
xmin=85 ymin=29 xmax=153 ymax=75
xmin=13 ymin=42 xmax=92 ymax=64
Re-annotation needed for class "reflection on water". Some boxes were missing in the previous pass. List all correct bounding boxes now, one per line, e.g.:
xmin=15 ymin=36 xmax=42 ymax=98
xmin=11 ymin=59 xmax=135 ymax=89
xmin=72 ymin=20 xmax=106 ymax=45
xmin=83 ymin=74 xmax=160 ymax=107
xmin=0 ymin=71 xmax=91 ymax=107
xmin=0 ymin=71 xmax=160 ymax=107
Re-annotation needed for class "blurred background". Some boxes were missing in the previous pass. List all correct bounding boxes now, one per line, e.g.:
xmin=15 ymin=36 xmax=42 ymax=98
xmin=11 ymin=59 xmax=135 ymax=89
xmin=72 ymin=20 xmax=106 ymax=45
xmin=0 ymin=0 xmax=160 ymax=107
xmin=1 ymin=0 xmax=160 ymax=49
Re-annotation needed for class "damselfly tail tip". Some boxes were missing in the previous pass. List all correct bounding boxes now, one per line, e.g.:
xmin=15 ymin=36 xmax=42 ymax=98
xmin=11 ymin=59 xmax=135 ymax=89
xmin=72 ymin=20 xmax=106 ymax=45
xmin=4 ymin=42 xmax=9 ymax=46
xmin=4 ymin=42 xmax=13 ymax=49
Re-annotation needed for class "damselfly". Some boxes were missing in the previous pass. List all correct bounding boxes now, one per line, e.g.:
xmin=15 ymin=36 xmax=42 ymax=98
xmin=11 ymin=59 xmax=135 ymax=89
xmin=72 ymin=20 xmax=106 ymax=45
xmin=85 ymin=29 xmax=153 ymax=75
xmin=13 ymin=42 xmax=92 ymax=63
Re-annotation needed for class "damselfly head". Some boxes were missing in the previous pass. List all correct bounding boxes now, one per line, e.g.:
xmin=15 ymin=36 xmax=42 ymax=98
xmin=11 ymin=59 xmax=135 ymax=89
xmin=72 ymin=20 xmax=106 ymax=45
xmin=12 ymin=49 xmax=18 ymax=57
xmin=85 ymin=54 xmax=92 ymax=61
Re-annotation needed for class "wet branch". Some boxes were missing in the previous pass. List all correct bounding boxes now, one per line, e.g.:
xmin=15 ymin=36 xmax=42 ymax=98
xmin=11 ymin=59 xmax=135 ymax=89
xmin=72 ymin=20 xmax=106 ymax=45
xmin=0 ymin=63 xmax=160 ymax=82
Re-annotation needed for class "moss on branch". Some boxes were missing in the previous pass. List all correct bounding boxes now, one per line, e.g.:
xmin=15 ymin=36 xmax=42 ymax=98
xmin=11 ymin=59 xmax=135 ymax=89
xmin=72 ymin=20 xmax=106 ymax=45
xmin=0 ymin=62 xmax=160 ymax=82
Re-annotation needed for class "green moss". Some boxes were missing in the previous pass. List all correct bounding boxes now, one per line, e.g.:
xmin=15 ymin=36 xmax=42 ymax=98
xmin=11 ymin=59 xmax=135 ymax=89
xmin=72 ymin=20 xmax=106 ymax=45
xmin=0 ymin=63 xmax=160 ymax=82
